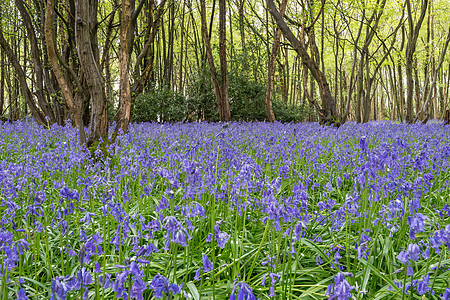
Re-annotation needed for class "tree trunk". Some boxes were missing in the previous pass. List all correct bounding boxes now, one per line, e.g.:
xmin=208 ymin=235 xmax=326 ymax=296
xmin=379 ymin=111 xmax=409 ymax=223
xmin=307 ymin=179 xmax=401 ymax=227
xmin=75 ymin=0 xmax=106 ymax=145
xmin=265 ymin=0 xmax=287 ymax=122
xmin=238 ymin=0 xmax=246 ymax=71
xmin=0 ymin=47 xmax=4 ymax=116
xmin=200 ymin=0 xmax=230 ymax=121
xmin=178 ymin=0 xmax=186 ymax=92
xmin=267 ymin=0 xmax=339 ymax=125
xmin=16 ymin=0 xmax=56 ymax=123
xmin=405 ymin=0 xmax=428 ymax=123
xmin=46 ymin=0 xmax=86 ymax=142
xmin=0 ymin=27 xmax=46 ymax=125
xmin=131 ymin=0 xmax=167 ymax=97
xmin=415 ymin=24 xmax=450 ymax=122
xmin=218 ymin=0 xmax=231 ymax=121
xmin=114 ymin=0 xmax=132 ymax=136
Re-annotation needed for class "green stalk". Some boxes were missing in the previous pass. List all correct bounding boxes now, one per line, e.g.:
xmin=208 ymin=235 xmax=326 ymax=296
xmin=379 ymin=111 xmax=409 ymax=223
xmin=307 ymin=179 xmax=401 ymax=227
xmin=430 ymin=248 xmax=444 ymax=295
xmin=95 ymin=269 xmax=100 ymax=300
xmin=1 ymin=266 xmax=7 ymax=300
xmin=172 ymin=244 xmax=178 ymax=280
xmin=282 ymin=231 xmax=289 ymax=300
xmin=246 ymin=219 xmax=270 ymax=282
xmin=401 ymin=266 xmax=407 ymax=300
xmin=43 ymin=214 xmax=54 ymax=279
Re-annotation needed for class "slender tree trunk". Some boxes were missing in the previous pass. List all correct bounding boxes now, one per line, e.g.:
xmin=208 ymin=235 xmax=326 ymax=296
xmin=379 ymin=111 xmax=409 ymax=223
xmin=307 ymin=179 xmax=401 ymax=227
xmin=16 ymin=0 xmax=56 ymax=123
xmin=0 ymin=27 xmax=46 ymax=125
xmin=45 ymin=0 xmax=86 ymax=142
xmin=178 ymin=0 xmax=186 ymax=92
xmin=238 ymin=0 xmax=246 ymax=72
xmin=267 ymin=0 xmax=339 ymax=125
xmin=131 ymin=0 xmax=167 ymax=96
xmin=200 ymin=0 xmax=230 ymax=121
xmin=342 ymin=9 xmax=364 ymax=123
xmin=415 ymin=23 xmax=450 ymax=122
xmin=405 ymin=0 xmax=428 ymax=123
xmin=265 ymin=0 xmax=287 ymax=122
xmin=218 ymin=0 xmax=231 ymax=121
xmin=0 ymin=48 xmax=4 ymax=116
xmin=114 ymin=0 xmax=132 ymax=136
xmin=164 ymin=0 xmax=175 ymax=87
xmin=75 ymin=0 xmax=107 ymax=145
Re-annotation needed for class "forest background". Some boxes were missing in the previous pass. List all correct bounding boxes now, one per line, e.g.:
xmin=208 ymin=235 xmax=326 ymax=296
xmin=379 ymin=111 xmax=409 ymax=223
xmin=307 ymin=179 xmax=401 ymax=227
xmin=0 ymin=0 xmax=449 ymax=144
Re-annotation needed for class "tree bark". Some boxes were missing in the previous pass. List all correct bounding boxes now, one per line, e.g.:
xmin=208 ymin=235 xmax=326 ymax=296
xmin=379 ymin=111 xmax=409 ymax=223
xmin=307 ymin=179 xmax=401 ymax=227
xmin=46 ymin=0 xmax=86 ymax=142
xmin=0 ymin=45 xmax=4 ymax=116
xmin=200 ymin=0 xmax=230 ymax=121
xmin=415 ymin=24 xmax=450 ymax=122
xmin=218 ymin=0 xmax=231 ymax=121
xmin=131 ymin=0 xmax=167 ymax=97
xmin=16 ymin=0 xmax=56 ymax=123
xmin=405 ymin=0 xmax=428 ymax=123
xmin=75 ymin=0 xmax=106 ymax=145
xmin=114 ymin=0 xmax=132 ymax=137
xmin=0 ymin=27 xmax=46 ymax=125
xmin=267 ymin=0 xmax=339 ymax=125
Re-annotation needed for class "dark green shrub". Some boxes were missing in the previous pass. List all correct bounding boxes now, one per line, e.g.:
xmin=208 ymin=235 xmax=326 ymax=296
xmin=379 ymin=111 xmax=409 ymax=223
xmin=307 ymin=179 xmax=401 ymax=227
xmin=228 ymin=74 xmax=266 ymax=121
xmin=186 ymin=65 xmax=219 ymax=122
xmin=133 ymin=87 xmax=186 ymax=123
xmin=188 ymin=64 xmax=312 ymax=122
xmin=273 ymin=99 xmax=315 ymax=123
xmin=135 ymin=65 xmax=315 ymax=123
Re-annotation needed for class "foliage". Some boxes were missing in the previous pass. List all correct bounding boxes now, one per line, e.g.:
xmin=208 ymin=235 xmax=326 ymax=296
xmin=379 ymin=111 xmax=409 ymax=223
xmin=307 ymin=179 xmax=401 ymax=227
xmin=187 ymin=65 xmax=311 ymax=122
xmin=133 ymin=87 xmax=187 ymax=123
xmin=186 ymin=64 xmax=219 ymax=122
xmin=273 ymin=98 xmax=316 ymax=123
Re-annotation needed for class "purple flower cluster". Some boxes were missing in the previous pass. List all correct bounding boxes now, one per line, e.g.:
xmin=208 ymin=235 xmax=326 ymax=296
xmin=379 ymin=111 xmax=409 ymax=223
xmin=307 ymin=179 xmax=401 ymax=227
xmin=1 ymin=120 xmax=450 ymax=299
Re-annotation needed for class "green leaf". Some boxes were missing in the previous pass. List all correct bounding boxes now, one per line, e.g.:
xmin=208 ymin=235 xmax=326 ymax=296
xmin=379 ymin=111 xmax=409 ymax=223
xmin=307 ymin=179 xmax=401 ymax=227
xmin=186 ymin=282 xmax=200 ymax=300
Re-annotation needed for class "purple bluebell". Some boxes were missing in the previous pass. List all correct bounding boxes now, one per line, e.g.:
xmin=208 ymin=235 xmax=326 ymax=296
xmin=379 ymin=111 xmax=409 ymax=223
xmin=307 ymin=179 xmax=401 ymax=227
xmin=325 ymin=272 xmax=354 ymax=300
xmin=442 ymin=288 xmax=450 ymax=300
xmin=230 ymin=281 xmax=256 ymax=300
xmin=150 ymin=274 xmax=182 ymax=299
xmin=194 ymin=268 xmax=201 ymax=281
xmin=17 ymin=288 xmax=28 ymax=300
xmin=407 ymin=243 xmax=420 ymax=261
xmin=203 ymin=254 xmax=213 ymax=272
xmin=415 ymin=274 xmax=430 ymax=295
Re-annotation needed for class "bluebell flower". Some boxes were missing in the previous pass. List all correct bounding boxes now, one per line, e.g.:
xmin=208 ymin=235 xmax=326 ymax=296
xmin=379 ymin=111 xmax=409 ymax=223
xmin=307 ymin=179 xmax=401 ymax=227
xmin=17 ymin=288 xmax=28 ymax=300
xmin=150 ymin=274 xmax=182 ymax=299
xmin=442 ymin=288 xmax=450 ymax=300
xmin=230 ymin=281 xmax=256 ymax=300
xmin=325 ymin=272 xmax=354 ymax=300
xmin=194 ymin=268 xmax=201 ymax=281
xmin=99 ymin=273 xmax=113 ymax=289
xmin=51 ymin=276 xmax=76 ymax=300
xmin=206 ymin=234 xmax=213 ymax=242
xmin=216 ymin=231 xmax=230 ymax=249
xmin=268 ymin=273 xmax=280 ymax=297
xmin=130 ymin=278 xmax=147 ymax=300
xmin=113 ymin=270 xmax=129 ymax=297
xmin=16 ymin=239 xmax=30 ymax=255
xmin=203 ymin=254 xmax=213 ymax=272
xmin=415 ymin=275 xmax=430 ymax=295
xmin=397 ymin=251 xmax=409 ymax=264
xmin=407 ymin=243 xmax=420 ymax=261
xmin=359 ymin=136 xmax=368 ymax=152
xmin=51 ymin=278 xmax=68 ymax=300
xmin=94 ymin=262 xmax=101 ymax=273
